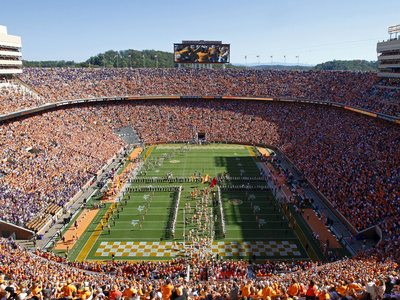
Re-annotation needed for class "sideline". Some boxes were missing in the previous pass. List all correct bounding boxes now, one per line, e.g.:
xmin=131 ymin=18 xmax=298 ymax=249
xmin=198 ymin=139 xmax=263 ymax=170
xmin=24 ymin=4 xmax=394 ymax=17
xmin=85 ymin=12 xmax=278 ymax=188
xmin=256 ymin=147 xmax=342 ymax=257
xmin=53 ymin=209 xmax=99 ymax=250
xmin=75 ymin=148 xmax=144 ymax=262
xmin=304 ymin=208 xmax=342 ymax=249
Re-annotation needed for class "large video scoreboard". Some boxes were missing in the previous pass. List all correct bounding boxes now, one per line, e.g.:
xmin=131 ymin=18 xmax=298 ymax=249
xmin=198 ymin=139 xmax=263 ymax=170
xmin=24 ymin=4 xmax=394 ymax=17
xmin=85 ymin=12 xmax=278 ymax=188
xmin=174 ymin=40 xmax=230 ymax=64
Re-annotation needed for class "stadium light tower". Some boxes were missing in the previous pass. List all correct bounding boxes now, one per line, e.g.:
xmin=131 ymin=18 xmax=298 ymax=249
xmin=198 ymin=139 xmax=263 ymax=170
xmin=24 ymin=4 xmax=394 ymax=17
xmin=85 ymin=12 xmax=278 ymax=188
xmin=388 ymin=24 xmax=400 ymax=39
xmin=114 ymin=54 xmax=119 ymax=68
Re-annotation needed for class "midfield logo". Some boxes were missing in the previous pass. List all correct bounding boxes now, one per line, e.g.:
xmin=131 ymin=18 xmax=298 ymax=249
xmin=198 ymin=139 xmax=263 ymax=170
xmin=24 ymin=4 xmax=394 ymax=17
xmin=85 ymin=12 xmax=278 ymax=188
xmin=228 ymin=199 xmax=243 ymax=205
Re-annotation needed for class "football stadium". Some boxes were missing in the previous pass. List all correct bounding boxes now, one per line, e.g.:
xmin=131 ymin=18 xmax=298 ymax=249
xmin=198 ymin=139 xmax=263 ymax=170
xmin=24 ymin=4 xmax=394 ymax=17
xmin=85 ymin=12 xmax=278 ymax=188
xmin=0 ymin=19 xmax=400 ymax=300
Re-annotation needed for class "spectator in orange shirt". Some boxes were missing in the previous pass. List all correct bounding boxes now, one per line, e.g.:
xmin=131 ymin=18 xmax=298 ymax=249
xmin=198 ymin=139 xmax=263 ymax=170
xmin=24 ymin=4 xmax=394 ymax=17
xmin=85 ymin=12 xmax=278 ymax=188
xmin=109 ymin=285 xmax=123 ymax=300
xmin=306 ymin=281 xmax=318 ymax=300
xmin=240 ymin=281 xmax=253 ymax=298
xmin=288 ymin=279 xmax=300 ymax=298
xmin=62 ymin=279 xmax=77 ymax=298
xmin=161 ymin=279 xmax=174 ymax=300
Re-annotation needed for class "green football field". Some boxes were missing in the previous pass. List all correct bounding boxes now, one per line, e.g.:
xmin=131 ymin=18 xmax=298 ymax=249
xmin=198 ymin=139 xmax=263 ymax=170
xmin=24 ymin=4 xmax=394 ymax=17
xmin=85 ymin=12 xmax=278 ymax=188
xmin=61 ymin=144 xmax=311 ymax=262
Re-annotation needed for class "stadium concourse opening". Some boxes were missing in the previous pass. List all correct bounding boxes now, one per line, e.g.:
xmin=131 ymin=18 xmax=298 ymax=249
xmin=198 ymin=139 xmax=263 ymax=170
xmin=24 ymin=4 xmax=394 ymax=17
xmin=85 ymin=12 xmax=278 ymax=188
xmin=197 ymin=132 xmax=205 ymax=141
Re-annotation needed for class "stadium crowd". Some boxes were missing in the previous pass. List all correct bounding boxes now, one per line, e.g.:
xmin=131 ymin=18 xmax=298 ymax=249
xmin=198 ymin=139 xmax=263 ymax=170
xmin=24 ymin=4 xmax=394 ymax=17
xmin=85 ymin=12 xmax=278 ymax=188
xmin=0 ymin=69 xmax=400 ymax=299
xmin=0 ymin=68 xmax=396 ymax=117
xmin=0 ymin=99 xmax=399 ymax=246
xmin=0 ymin=237 xmax=399 ymax=300
xmin=0 ymin=81 xmax=44 ymax=114
xmin=0 ymin=107 xmax=124 ymax=226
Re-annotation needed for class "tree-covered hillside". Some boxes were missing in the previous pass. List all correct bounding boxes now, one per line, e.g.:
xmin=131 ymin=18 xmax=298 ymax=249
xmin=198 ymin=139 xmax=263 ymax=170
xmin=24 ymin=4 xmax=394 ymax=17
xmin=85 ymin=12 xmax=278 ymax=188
xmin=23 ymin=49 xmax=174 ymax=68
xmin=313 ymin=60 xmax=378 ymax=71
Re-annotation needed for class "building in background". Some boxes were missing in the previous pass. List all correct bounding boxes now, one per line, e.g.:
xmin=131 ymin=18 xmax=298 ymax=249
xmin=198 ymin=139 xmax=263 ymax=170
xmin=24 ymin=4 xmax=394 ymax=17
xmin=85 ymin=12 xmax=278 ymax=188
xmin=377 ymin=24 xmax=400 ymax=79
xmin=0 ymin=25 xmax=22 ymax=76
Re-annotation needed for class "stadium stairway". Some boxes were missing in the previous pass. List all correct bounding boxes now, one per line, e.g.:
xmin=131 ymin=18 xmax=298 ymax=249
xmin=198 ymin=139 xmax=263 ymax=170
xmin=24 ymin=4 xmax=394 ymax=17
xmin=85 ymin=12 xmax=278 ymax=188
xmin=114 ymin=126 xmax=141 ymax=145
xmin=13 ymin=75 xmax=45 ymax=100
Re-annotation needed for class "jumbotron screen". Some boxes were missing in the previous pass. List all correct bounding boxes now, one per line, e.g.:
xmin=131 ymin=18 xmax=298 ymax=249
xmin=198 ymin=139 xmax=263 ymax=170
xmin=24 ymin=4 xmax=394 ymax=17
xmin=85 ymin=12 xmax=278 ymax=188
xmin=174 ymin=43 xmax=230 ymax=64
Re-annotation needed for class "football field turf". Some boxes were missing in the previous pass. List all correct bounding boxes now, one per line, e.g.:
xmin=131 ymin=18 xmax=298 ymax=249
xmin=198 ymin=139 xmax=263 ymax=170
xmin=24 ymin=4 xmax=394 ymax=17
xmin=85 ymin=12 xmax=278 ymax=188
xmin=64 ymin=144 xmax=310 ymax=261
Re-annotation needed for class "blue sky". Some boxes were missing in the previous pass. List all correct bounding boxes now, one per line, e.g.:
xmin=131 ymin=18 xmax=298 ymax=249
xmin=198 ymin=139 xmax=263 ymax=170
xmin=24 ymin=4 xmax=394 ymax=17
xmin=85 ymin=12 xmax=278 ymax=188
xmin=1 ymin=0 xmax=399 ymax=65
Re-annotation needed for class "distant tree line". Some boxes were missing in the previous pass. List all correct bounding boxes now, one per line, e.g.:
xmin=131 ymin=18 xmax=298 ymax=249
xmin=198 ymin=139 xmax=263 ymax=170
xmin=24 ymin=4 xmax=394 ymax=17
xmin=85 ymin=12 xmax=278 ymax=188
xmin=252 ymin=65 xmax=312 ymax=70
xmin=22 ymin=50 xmax=379 ymax=72
xmin=22 ymin=49 xmax=235 ymax=69
xmin=86 ymin=49 xmax=175 ymax=68
xmin=23 ymin=49 xmax=175 ymax=68
xmin=252 ymin=60 xmax=378 ymax=71
xmin=23 ymin=60 xmax=76 ymax=68
xmin=313 ymin=60 xmax=379 ymax=71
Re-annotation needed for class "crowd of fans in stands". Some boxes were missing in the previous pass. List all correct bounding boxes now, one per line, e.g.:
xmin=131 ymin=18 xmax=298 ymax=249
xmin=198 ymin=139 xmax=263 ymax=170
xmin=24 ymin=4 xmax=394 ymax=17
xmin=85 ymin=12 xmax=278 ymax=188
xmin=0 ymin=82 xmax=44 ymax=113
xmin=0 ymin=237 xmax=399 ymax=300
xmin=0 ymin=99 xmax=398 ymax=259
xmin=0 ymin=107 xmax=124 ymax=226
xmin=0 ymin=68 xmax=399 ymax=300
xmin=0 ymin=68 xmax=395 ymax=117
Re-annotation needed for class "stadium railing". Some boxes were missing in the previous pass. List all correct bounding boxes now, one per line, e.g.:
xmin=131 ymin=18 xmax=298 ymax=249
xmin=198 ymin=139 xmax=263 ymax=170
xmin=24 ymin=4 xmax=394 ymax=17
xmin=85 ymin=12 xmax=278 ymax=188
xmin=1 ymin=95 xmax=399 ymax=124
